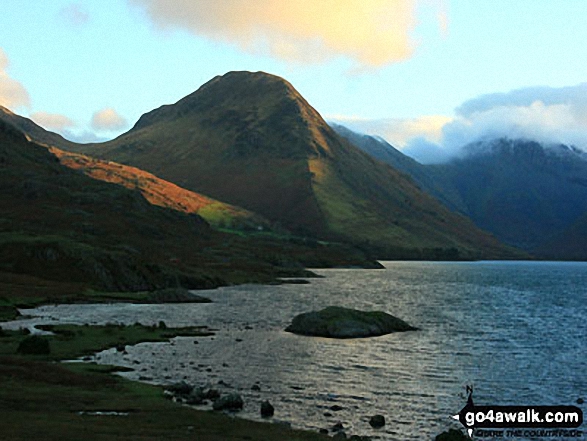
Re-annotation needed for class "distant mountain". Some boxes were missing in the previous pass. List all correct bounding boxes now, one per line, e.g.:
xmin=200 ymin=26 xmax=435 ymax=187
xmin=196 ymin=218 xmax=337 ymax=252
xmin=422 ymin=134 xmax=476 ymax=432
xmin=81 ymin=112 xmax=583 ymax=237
xmin=63 ymin=71 xmax=515 ymax=259
xmin=0 ymin=117 xmax=378 ymax=296
xmin=432 ymin=138 xmax=587 ymax=253
xmin=337 ymin=126 xmax=587 ymax=259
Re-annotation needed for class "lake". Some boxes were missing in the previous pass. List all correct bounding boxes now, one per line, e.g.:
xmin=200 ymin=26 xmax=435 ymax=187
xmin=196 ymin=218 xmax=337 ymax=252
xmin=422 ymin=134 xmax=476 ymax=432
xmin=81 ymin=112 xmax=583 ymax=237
xmin=5 ymin=261 xmax=586 ymax=440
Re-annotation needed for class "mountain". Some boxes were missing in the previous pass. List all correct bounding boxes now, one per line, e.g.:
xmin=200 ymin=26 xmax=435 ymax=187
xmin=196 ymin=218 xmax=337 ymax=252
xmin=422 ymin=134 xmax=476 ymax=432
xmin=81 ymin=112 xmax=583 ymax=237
xmin=0 ymin=117 xmax=378 ymax=299
xmin=62 ymin=71 xmax=515 ymax=259
xmin=431 ymin=139 xmax=587 ymax=253
xmin=336 ymin=126 xmax=587 ymax=259
xmin=332 ymin=123 xmax=466 ymax=213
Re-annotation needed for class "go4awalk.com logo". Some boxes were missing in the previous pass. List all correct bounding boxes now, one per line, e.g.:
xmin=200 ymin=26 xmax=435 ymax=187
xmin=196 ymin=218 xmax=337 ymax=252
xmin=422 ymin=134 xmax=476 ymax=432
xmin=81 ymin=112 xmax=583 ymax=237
xmin=452 ymin=386 xmax=584 ymax=439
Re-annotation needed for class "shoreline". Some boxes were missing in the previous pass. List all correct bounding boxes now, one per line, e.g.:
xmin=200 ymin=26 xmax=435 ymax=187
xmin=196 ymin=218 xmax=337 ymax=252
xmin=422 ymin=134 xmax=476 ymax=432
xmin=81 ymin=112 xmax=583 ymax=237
xmin=0 ymin=322 xmax=333 ymax=441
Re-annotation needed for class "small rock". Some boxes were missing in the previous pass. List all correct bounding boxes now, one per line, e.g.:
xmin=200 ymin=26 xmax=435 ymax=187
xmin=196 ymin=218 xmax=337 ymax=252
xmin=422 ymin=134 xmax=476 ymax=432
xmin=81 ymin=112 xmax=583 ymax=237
xmin=324 ymin=412 xmax=333 ymax=417
xmin=185 ymin=387 xmax=205 ymax=405
xmin=369 ymin=415 xmax=385 ymax=428
xmin=577 ymin=398 xmax=584 ymax=405
xmin=166 ymin=381 xmax=193 ymax=396
xmin=330 ymin=405 xmax=344 ymax=411
xmin=205 ymin=389 xmax=220 ymax=400
xmin=332 ymin=422 xmax=345 ymax=432
xmin=213 ymin=393 xmax=244 ymax=411
xmin=251 ymin=384 xmax=261 ymax=391
xmin=261 ymin=400 xmax=274 ymax=417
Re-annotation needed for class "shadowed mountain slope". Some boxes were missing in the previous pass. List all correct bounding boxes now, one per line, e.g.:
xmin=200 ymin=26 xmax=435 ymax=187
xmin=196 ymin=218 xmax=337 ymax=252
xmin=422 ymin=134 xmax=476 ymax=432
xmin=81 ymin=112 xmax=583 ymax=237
xmin=64 ymin=71 xmax=516 ymax=259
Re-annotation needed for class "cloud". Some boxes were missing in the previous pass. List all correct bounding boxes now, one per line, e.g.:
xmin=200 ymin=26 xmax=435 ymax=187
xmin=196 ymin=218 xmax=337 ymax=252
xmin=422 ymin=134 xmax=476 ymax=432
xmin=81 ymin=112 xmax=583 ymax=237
xmin=60 ymin=3 xmax=91 ymax=27
xmin=0 ymin=48 xmax=31 ymax=110
xmin=31 ymin=112 xmax=76 ymax=131
xmin=129 ymin=0 xmax=445 ymax=67
xmin=330 ymin=114 xmax=451 ymax=147
xmin=339 ymin=83 xmax=587 ymax=164
xmin=91 ymin=108 xmax=128 ymax=131
xmin=456 ymin=83 xmax=587 ymax=120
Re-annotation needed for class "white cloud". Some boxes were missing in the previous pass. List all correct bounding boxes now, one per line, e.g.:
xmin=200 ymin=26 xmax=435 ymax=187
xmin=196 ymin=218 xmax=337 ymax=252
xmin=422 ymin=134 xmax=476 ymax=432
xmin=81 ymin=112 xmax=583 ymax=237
xmin=31 ymin=112 xmax=76 ymax=131
xmin=329 ymin=115 xmax=451 ymax=147
xmin=0 ymin=48 xmax=31 ymax=110
xmin=338 ymin=83 xmax=587 ymax=164
xmin=91 ymin=108 xmax=128 ymax=131
xmin=129 ymin=0 xmax=446 ymax=67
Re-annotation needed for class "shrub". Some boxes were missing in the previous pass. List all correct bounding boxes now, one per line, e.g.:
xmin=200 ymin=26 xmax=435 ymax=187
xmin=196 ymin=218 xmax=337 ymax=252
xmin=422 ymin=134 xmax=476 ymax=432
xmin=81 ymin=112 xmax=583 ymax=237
xmin=17 ymin=335 xmax=51 ymax=355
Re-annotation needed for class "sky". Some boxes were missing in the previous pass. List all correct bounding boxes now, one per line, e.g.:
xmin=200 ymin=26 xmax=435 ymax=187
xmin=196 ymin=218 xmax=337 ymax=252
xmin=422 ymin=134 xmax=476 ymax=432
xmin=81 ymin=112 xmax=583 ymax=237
xmin=1 ymin=0 xmax=587 ymax=161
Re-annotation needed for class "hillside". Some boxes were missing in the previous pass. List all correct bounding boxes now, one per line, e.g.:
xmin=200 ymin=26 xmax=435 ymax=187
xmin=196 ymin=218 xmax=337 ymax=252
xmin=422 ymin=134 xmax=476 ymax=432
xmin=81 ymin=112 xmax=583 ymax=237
xmin=51 ymin=148 xmax=273 ymax=232
xmin=332 ymin=124 xmax=466 ymax=213
xmin=64 ymin=71 xmax=516 ymax=259
xmin=0 ymin=117 xmax=377 ymax=300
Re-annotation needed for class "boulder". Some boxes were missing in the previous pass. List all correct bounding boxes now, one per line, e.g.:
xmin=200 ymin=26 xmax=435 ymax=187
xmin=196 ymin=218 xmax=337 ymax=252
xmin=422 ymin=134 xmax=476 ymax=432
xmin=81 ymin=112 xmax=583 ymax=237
xmin=213 ymin=393 xmax=244 ymax=411
xmin=185 ymin=387 xmax=205 ymax=405
xmin=166 ymin=381 xmax=193 ymax=396
xmin=261 ymin=400 xmax=274 ymax=417
xmin=369 ymin=414 xmax=385 ymax=428
xmin=285 ymin=306 xmax=417 ymax=338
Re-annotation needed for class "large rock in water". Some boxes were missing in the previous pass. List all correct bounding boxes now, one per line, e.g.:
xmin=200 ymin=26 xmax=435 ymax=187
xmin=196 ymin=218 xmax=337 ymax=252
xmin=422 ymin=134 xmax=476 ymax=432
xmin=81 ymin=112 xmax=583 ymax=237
xmin=285 ymin=306 xmax=417 ymax=338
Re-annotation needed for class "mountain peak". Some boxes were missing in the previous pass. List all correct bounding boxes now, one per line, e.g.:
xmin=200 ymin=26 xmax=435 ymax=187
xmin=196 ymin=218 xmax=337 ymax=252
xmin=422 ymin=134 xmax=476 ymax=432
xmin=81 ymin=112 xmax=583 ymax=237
xmin=132 ymin=70 xmax=309 ymax=131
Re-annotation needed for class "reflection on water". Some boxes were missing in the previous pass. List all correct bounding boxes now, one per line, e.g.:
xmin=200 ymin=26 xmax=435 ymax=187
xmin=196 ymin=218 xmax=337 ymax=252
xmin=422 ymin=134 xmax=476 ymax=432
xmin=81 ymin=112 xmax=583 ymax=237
xmin=4 ymin=261 xmax=587 ymax=440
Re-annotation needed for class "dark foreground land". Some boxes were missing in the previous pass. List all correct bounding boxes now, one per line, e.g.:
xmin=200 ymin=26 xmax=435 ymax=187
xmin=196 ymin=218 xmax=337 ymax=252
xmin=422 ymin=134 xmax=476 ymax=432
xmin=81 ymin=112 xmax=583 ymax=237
xmin=0 ymin=322 xmax=330 ymax=441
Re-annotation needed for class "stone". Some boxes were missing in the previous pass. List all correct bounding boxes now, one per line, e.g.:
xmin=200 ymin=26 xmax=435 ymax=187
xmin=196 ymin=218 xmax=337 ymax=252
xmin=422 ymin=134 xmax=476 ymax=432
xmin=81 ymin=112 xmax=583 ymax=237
xmin=261 ymin=400 xmax=274 ymax=417
xmin=332 ymin=422 xmax=345 ymax=432
xmin=212 ymin=393 xmax=244 ymax=411
xmin=285 ymin=306 xmax=417 ymax=338
xmin=369 ymin=415 xmax=385 ymax=428
xmin=185 ymin=387 xmax=205 ymax=405
xmin=165 ymin=381 xmax=193 ymax=396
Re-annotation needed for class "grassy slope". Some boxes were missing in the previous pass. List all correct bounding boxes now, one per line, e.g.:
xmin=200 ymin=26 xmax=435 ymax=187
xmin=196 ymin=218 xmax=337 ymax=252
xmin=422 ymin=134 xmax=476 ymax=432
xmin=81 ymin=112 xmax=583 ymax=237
xmin=66 ymin=71 xmax=517 ymax=259
xmin=51 ymin=147 xmax=273 ymax=231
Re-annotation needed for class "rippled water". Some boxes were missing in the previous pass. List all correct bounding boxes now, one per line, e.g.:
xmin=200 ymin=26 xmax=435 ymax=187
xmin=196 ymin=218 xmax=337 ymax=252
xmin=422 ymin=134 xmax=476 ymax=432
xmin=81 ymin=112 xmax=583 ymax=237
xmin=5 ymin=261 xmax=587 ymax=440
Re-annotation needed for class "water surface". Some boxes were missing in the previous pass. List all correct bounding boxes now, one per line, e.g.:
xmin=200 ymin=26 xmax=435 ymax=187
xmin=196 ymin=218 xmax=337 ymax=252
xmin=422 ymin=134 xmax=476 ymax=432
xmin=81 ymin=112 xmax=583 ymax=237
xmin=5 ymin=261 xmax=586 ymax=440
